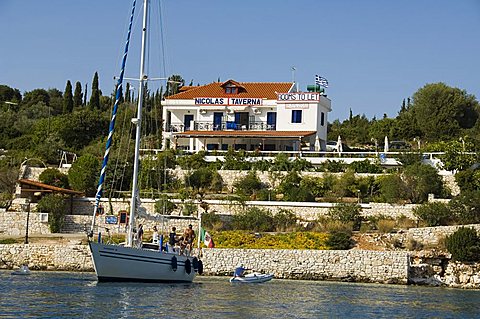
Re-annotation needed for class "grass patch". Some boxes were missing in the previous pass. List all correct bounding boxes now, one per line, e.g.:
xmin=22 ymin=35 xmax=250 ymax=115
xmin=0 ymin=238 xmax=20 ymax=244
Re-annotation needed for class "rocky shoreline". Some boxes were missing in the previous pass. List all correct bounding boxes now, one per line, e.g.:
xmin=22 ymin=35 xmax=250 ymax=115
xmin=1 ymin=243 xmax=479 ymax=289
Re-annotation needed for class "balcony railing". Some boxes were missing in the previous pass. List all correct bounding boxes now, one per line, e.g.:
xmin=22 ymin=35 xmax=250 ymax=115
xmin=166 ymin=121 xmax=277 ymax=132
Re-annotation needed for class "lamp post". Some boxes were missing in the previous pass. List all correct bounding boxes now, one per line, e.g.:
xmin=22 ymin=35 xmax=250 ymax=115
xmin=22 ymin=199 xmax=31 ymax=244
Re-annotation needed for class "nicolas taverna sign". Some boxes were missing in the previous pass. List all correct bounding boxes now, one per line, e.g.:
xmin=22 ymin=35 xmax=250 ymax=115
xmin=194 ymin=97 xmax=263 ymax=106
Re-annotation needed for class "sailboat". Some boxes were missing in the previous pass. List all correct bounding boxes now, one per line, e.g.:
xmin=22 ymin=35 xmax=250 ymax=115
xmin=88 ymin=0 xmax=202 ymax=283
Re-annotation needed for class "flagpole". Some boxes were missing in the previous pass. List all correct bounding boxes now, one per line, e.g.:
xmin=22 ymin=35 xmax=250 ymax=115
xmin=197 ymin=210 xmax=202 ymax=251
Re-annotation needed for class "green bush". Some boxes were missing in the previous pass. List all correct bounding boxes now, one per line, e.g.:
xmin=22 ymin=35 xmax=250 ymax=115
xmin=445 ymin=227 xmax=480 ymax=262
xmin=37 ymin=194 xmax=67 ymax=233
xmin=154 ymin=195 xmax=176 ymax=215
xmin=39 ymin=168 xmax=69 ymax=188
xmin=201 ymin=211 xmax=222 ymax=230
xmin=273 ymin=209 xmax=297 ymax=232
xmin=328 ymin=203 xmax=362 ymax=230
xmin=403 ymin=163 xmax=445 ymax=204
xmin=349 ymin=159 xmax=383 ymax=173
xmin=233 ymin=171 xmax=264 ymax=197
xmin=326 ymin=231 xmax=353 ymax=250
xmin=413 ymin=202 xmax=454 ymax=226
xmin=449 ymin=191 xmax=480 ymax=225
xmin=376 ymin=174 xmax=406 ymax=204
xmin=232 ymin=207 xmax=274 ymax=232
xmin=185 ymin=167 xmax=223 ymax=193
xmin=182 ymin=201 xmax=197 ymax=216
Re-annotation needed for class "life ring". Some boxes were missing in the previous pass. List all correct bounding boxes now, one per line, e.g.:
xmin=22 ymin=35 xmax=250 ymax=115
xmin=197 ymin=260 xmax=204 ymax=275
xmin=171 ymin=256 xmax=177 ymax=272
xmin=192 ymin=257 xmax=199 ymax=271
xmin=185 ymin=259 xmax=192 ymax=274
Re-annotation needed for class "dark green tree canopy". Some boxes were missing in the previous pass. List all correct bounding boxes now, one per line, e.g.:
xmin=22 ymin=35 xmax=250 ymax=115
xmin=411 ymin=83 xmax=479 ymax=141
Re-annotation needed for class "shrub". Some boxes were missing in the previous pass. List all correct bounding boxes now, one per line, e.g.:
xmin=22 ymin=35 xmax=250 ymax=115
xmin=449 ymin=191 xmax=480 ymax=225
xmin=186 ymin=167 xmax=223 ymax=193
xmin=445 ymin=227 xmax=480 ymax=262
xmin=349 ymin=160 xmax=383 ymax=173
xmin=39 ymin=168 xmax=69 ymax=188
xmin=405 ymin=237 xmax=423 ymax=251
xmin=201 ymin=211 xmax=223 ymax=230
xmin=231 ymin=207 xmax=274 ymax=232
xmin=233 ymin=171 xmax=264 ymax=197
xmin=154 ymin=195 xmax=176 ymax=215
xmin=377 ymin=219 xmax=396 ymax=233
xmin=182 ymin=201 xmax=197 ymax=216
xmin=376 ymin=174 xmax=406 ymax=204
xmin=328 ymin=203 xmax=362 ymax=230
xmin=326 ymin=231 xmax=353 ymax=250
xmin=273 ymin=209 xmax=297 ymax=232
xmin=37 ymin=194 xmax=67 ymax=233
xmin=413 ymin=202 xmax=454 ymax=226
xmin=403 ymin=163 xmax=445 ymax=204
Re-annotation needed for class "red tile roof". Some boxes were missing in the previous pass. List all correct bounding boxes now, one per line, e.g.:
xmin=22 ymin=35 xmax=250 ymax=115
xmin=174 ymin=130 xmax=316 ymax=138
xmin=18 ymin=179 xmax=84 ymax=196
xmin=166 ymin=80 xmax=294 ymax=100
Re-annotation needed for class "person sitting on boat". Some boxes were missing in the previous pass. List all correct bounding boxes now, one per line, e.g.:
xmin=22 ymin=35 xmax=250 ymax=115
xmin=152 ymin=225 xmax=159 ymax=244
xmin=234 ymin=264 xmax=247 ymax=278
xmin=183 ymin=224 xmax=196 ymax=250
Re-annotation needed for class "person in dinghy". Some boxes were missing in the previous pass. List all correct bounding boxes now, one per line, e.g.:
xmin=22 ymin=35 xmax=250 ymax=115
xmin=233 ymin=264 xmax=248 ymax=278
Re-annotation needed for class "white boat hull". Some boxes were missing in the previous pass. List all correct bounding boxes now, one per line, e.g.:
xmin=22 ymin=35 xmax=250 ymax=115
xmin=89 ymin=242 xmax=199 ymax=283
xmin=230 ymin=273 xmax=273 ymax=283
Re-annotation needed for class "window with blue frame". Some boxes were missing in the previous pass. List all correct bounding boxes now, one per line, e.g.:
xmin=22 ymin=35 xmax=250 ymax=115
xmin=291 ymin=110 xmax=302 ymax=123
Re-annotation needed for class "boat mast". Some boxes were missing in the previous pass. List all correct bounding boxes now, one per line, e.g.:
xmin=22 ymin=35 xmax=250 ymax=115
xmin=127 ymin=0 xmax=149 ymax=247
xmin=89 ymin=0 xmax=137 ymax=237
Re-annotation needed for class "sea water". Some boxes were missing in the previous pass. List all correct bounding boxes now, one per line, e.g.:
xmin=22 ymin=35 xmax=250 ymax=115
xmin=1 ymin=271 xmax=479 ymax=318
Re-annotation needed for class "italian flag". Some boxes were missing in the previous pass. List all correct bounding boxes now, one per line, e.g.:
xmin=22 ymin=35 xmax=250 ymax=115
xmin=200 ymin=228 xmax=215 ymax=248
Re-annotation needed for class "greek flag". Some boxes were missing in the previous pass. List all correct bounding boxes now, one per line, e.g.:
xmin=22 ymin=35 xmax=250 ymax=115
xmin=315 ymin=75 xmax=329 ymax=88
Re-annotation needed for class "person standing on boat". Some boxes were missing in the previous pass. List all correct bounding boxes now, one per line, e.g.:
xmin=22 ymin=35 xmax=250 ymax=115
xmin=152 ymin=226 xmax=159 ymax=244
xmin=183 ymin=224 xmax=196 ymax=251
xmin=137 ymin=224 xmax=144 ymax=245
xmin=168 ymin=226 xmax=178 ymax=251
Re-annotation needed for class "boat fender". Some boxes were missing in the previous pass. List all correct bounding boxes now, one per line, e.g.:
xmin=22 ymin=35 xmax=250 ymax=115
xmin=192 ymin=257 xmax=199 ymax=271
xmin=185 ymin=259 xmax=192 ymax=274
xmin=171 ymin=256 xmax=177 ymax=272
xmin=197 ymin=260 xmax=204 ymax=275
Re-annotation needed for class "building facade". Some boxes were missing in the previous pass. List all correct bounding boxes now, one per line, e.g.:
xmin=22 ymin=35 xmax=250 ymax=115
xmin=162 ymin=79 xmax=331 ymax=152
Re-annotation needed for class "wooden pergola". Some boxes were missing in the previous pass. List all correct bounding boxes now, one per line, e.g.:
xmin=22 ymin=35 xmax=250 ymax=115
xmin=17 ymin=179 xmax=84 ymax=214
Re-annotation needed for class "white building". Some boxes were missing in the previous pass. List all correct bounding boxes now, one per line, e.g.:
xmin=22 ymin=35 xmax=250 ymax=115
xmin=162 ymin=79 xmax=331 ymax=152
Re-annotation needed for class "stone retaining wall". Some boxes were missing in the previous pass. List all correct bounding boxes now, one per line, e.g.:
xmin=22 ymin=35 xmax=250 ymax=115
xmin=201 ymin=248 xmax=409 ymax=284
xmin=2 ymin=243 xmax=479 ymax=288
xmin=0 ymin=244 xmax=92 ymax=271
xmin=402 ymin=224 xmax=480 ymax=247
xmin=0 ymin=244 xmax=408 ymax=284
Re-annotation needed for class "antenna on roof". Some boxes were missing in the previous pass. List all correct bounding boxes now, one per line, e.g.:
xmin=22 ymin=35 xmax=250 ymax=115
xmin=291 ymin=66 xmax=298 ymax=92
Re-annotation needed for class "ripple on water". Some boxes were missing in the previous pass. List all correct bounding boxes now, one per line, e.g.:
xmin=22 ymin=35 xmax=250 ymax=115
xmin=1 ymin=271 xmax=480 ymax=319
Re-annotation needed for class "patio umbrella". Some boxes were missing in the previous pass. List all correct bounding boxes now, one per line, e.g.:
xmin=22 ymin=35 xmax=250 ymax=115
xmin=336 ymin=135 xmax=343 ymax=153
xmin=314 ymin=136 xmax=321 ymax=151
xmin=384 ymin=136 xmax=389 ymax=153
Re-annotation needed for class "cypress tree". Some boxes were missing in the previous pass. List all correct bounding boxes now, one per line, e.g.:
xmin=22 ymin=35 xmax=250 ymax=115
xmin=63 ymin=80 xmax=74 ymax=114
xmin=73 ymin=81 xmax=83 ymax=108
xmin=89 ymin=72 xmax=100 ymax=109
xmin=84 ymin=83 xmax=88 ymax=106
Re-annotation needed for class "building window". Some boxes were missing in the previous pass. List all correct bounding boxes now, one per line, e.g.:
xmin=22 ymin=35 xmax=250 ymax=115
xmin=321 ymin=112 xmax=325 ymax=126
xmin=225 ymin=87 xmax=237 ymax=94
xmin=292 ymin=110 xmax=302 ymax=123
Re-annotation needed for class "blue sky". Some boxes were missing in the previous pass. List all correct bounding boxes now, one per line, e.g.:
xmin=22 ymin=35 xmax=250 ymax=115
xmin=1 ymin=0 xmax=479 ymax=121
